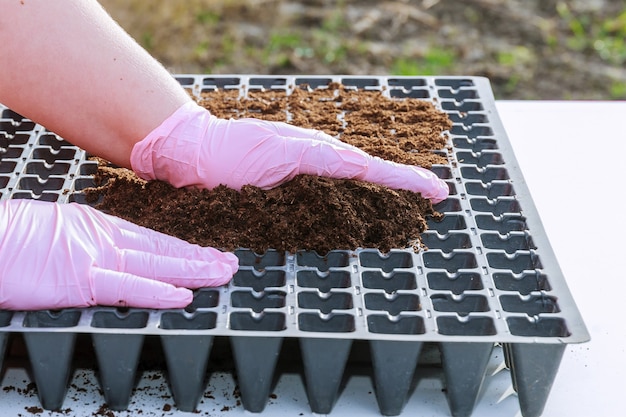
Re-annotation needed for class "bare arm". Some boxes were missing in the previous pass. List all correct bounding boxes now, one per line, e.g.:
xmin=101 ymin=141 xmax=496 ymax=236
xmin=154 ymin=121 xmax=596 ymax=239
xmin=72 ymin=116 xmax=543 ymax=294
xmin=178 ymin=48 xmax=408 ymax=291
xmin=0 ymin=0 xmax=191 ymax=168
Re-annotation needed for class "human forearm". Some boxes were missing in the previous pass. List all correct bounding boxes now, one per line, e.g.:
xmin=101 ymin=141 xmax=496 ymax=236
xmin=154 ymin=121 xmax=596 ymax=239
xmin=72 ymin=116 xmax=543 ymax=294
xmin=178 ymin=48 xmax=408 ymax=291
xmin=0 ymin=0 xmax=190 ymax=168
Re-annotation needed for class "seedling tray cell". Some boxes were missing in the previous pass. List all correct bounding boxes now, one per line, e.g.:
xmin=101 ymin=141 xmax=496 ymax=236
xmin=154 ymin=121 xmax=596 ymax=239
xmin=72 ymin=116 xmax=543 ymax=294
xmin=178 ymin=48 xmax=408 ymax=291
xmin=0 ymin=75 xmax=589 ymax=417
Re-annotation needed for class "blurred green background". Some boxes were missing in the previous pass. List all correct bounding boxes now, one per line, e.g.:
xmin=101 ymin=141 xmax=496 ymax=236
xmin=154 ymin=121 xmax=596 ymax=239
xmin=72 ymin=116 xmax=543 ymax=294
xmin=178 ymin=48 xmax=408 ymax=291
xmin=100 ymin=0 xmax=626 ymax=100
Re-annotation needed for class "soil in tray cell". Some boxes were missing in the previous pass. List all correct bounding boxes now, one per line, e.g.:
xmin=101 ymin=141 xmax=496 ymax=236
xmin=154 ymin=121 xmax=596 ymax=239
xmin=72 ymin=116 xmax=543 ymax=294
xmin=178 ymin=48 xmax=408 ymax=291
xmin=84 ymin=83 xmax=452 ymax=253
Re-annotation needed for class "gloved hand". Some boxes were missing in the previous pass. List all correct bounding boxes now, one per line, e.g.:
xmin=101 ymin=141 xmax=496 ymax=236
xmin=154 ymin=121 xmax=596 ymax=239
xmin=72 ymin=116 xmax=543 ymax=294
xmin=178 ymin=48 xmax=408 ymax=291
xmin=131 ymin=101 xmax=449 ymax=203
xmin=0 ymin=199 xmax=238 ymax=310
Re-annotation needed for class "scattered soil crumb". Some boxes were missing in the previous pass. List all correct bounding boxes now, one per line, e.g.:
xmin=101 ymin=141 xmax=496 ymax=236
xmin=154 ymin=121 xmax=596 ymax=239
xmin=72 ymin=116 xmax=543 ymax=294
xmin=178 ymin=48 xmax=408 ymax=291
xmin=86 ymin=83 xmax=451 ymax=253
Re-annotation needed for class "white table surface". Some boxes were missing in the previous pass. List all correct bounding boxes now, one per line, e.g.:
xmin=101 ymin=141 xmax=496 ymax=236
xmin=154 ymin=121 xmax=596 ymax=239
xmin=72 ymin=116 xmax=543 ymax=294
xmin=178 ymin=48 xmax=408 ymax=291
xmin=1 ymin=100 xmax=624 ymax=416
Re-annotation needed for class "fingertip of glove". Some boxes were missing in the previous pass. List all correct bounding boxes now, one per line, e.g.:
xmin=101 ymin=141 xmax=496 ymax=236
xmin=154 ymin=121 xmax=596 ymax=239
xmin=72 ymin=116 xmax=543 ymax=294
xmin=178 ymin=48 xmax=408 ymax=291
xmin=156 ymin=287 xmax=194 ymax=309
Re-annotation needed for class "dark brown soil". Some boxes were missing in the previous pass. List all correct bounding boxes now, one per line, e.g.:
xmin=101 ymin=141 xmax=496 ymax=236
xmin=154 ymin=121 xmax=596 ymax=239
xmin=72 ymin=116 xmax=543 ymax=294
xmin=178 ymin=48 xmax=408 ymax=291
xmin=86 ymin=84 xmax=452 ymax=253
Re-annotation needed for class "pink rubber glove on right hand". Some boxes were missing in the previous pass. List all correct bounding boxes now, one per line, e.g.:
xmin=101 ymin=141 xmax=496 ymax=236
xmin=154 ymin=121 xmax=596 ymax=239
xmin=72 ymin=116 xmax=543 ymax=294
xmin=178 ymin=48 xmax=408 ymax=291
xmin=0 ymin=199 xmax=238 ymax=310
xmin=131 ymin=101 xmax=448 ymax=203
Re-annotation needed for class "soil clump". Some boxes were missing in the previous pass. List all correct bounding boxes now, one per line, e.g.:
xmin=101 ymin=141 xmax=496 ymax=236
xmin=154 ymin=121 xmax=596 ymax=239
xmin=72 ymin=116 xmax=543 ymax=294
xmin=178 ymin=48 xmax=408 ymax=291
xmin=86 ymin=83 xmax=452 ymax=253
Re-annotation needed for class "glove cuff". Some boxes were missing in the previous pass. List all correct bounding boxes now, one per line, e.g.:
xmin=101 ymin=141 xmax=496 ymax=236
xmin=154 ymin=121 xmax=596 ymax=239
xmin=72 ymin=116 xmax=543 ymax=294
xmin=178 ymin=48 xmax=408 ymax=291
xmin=130 ymin=100 xmax=204 ymax=185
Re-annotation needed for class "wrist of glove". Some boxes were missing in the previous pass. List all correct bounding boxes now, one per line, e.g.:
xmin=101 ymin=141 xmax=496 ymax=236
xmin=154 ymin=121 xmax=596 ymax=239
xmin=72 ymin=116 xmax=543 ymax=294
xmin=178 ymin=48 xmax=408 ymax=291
xmin=130 ymin=101 xmax=449 ymax=203
xmin=0 ymin=200 xmax=238 ymax=310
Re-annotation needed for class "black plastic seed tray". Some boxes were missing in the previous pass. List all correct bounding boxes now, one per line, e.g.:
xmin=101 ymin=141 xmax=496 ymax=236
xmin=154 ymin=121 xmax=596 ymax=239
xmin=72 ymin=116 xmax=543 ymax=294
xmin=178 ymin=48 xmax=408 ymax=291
xmin=0 ymin=75 xmax=589 ymax=417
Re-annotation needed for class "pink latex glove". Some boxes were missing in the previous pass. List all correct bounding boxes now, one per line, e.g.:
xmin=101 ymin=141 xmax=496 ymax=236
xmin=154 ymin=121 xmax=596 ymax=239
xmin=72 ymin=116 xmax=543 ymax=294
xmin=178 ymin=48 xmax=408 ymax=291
xmin=0 ymin=199 xmax=238 ymax=310
xmin=131 ymin=101 xmax=449 ymax=203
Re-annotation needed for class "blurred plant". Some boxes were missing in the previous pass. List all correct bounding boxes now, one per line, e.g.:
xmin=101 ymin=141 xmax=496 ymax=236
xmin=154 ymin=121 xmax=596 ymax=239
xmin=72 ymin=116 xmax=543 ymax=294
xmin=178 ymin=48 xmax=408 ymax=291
xmin=312 ymin=9 xmax=350 ymax=65
xmin=391 ymin=47 xmax=456 ymax=76
xmin=610 ymin=81 xmax=626 ymax=99
xmin=263 ymin=32 xmax=303 ymax=68
xmin=557 ymin=2 xmax=626 ymax=65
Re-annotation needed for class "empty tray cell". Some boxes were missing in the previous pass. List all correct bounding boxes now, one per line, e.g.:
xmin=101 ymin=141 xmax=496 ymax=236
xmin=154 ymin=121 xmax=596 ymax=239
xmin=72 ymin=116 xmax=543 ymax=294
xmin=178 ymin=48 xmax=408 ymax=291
xmin=32 ymin=147 xmax=77 ymax=163
xmin=493 ymin=272 xmax=552 ymax=295
xmin=232 ymin=269 xmax=286 ymax=292
xmin=435 ymin=198 xmax=463 ymax=213
xmin=445 ymin=181 xmax=458 ymax=197
xmin=481 ymin=232 xmax=536 ymax=253
xmin=389 ymin=88 xmax=430 ymax=99
xmin=160 ymin=311 xmax=217 ymax=330
xmin=297 ymin=270 xmax=351 ymax=292
xmin=452 ymin=137 xmax=498 ymax=151
xmin=78 ymin=161 xmax=99 ymax=176
xmin=456 ymin=151 xmax=504 ymax=167
xmin=298 ymin=292 xmax=353 ymax=314
xmin=423 ymin=252 xmax=478 ymax=272
xmin=437 ymin=88 xmax=478 ymax=101
xmin=461 ymin=166 xmax=510 ymax=182
xmin=448 ymin=112 xmax=489 ymax=125
xmin=367 ymin=315 xmax=425 ymax=335
xmin=17 ymin=177 xmax=65 ymax=195
xmin=421 ymin=232 xmax=472 ymax=252
xmin=73 ymin=177 xmax=98 ymax=192
xmin=470 ymin=198 xmax=522 ymax=215
xmin=10 ymin=192 xmax=59 ymax=202
xmin=1 ymin=131 xmax=30 ymax=147
xmin=465 ymin=181 xmax=515 ymax=198
xmin=235 ymin=249 xmax=285 ymax=269
xmin=298 ymin=312 xmax=355 ymax=333
xmin=91 ymin=310 xmax=149 ymax=329
xmin=0 ymin=120 xmax=36 ymax=135
xmin=0 ymin=176 xmax=9 ymax=189
xmin=295 ymin=77 xmax=333 ymax=88
xmin=450 ymin=124 xmax=494 ymax=139
xmin=23 ymin=310 xmax=81 ymax=328
xmin=249 ymin=77 xmax=287 ymax=88
xmin=500 ymin=295 xmax=560 ymax=315
xmin=435 ymin=78 xmax=475 ymax=88
xmin=38 ymin=133 xmax=73 ymax=150
xmin=0 ymin=145 xmax=24 ymax=159
xmin=487 ymin=252 xmax=543 ymax=273
xmin=475 ymin=214 xmax=527 ymax=233
xmin=388 ymin=78 xmax=427 ymax=88
xmin=441 ymin=100 xmax=484 ymax=112
xmin=1 ymin=108 xmax=28 ymax=120
xmin=362 ymin=271 xmax=417 ymax=292
xmin=186 ymin=288 xmax=220 ymax=311
xmin=431 ymin=294 xmax=489 ymax=315
xmin=364 ymin=293 xmax=420 ymax=315
xmin=359 ymin=250 xmax=413 ymax=271
xmin=296 ymin=250 xmax=350 ymax=270
xmin=174 ymin=76 xmax=195 ymax=86
xmin=0 ymin=311 xmax=13 ymax=327
xmin=341 ymin=77 xmax=380 ymax=88
xmin=229 ymin=311 xmax=286 ymax=331
xmin=427 ymin=271 xmax=484 ymax=294
xmin=431 ymin=165 xmax=452 ymax=180
xmin=0 ymin=160 xmax=16 ymax=174
xmin=232 ymin=290 xmax=287 ymax=313
xmin=437 ymin=316 xmax=497 ymax=336
xmin=25 ymin=161 xmax=70 ymax=178
xmin=426 ymin=214 xmax=467 ymax=233
xmin=202 ymin=77 xmax=241 ymax=88
xmin=506 ymin=317 xmax=571 ymax=337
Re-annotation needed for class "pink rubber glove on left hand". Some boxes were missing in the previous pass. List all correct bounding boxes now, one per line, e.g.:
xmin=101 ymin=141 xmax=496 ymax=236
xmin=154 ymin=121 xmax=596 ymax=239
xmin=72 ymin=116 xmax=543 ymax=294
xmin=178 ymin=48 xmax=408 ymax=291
xmin=0 ymin=200 xmax=239 ymax=311
xmin=131 ymin=101 xmax=449 ymax=203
